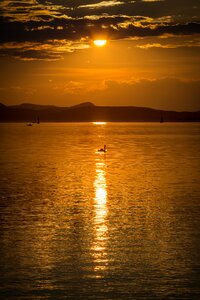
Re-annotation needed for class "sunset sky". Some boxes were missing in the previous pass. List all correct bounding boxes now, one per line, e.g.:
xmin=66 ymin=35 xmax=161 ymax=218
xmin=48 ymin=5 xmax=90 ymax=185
xmin=0 ymin=0 xmax=200 ymax=110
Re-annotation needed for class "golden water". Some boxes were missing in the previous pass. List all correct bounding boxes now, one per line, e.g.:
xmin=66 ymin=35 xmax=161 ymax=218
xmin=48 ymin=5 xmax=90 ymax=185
xmin=0 ymin=123 xmax=200 ymax=299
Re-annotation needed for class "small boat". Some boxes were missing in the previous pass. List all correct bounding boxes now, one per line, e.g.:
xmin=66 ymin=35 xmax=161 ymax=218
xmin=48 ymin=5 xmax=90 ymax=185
xmin=98 ymin=145 xmax=107 ymax=152
xmin=27 ymin=123 xmax=32 ymax=126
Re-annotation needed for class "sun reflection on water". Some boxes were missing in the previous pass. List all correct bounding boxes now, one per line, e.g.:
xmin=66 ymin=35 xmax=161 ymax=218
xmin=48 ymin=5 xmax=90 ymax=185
xmin=92 ymin=157 xmax=108 ymax=277
xmin=92 ymin=122 xmax=107 ymax=125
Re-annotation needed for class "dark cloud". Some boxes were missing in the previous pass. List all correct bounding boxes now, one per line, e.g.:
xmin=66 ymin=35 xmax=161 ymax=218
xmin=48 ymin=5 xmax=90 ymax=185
xmin=34 ymin=0 xmax=200 ymax=19
xmin=1 ymin=15 xmax=200 ymax=43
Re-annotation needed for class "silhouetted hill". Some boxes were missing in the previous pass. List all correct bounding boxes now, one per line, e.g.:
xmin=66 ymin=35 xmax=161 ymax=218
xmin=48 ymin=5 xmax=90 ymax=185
xmin=70 ymin=102 xmax=95 ymax=109
xmin=0 ymin=102 xmax=199 ymax=122
xmin=10 ymin=103 xmax=59 ymax=110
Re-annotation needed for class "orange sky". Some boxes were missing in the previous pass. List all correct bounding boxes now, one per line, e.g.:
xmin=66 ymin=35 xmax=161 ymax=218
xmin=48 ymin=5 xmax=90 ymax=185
xmin=0 ymin=0 xmax=200 ymax=110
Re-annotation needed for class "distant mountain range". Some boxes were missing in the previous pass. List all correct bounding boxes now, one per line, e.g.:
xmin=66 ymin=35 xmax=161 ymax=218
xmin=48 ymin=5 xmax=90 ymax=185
xmin=0 ymin=102 xmax=199 ymax=122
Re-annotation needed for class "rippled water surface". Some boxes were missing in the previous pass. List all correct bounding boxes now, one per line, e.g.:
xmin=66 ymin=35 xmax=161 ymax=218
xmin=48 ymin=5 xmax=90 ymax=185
xmin=0 ymin=122 xmax=200 ymax=299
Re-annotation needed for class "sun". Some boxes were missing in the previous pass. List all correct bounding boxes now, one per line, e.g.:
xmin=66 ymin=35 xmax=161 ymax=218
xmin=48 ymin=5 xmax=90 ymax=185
xmin=93 ymin=40 xmax=107 ymax=47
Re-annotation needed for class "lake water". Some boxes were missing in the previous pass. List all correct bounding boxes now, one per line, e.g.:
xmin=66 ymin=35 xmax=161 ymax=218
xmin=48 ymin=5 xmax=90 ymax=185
xmin=0 ymin=122 xmax=200 ymax=300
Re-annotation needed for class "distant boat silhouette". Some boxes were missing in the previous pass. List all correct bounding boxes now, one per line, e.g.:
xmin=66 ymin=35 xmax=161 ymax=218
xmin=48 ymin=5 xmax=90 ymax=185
xmin=98 ymin=145 xmax=107 ymax=152
xmin=27 ymin=123 xmax=32 ymax=126
xmin=160 ymin=113 xmax=164 ymax=123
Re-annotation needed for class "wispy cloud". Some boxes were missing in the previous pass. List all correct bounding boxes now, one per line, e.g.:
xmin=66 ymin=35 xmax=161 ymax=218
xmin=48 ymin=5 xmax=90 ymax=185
xmin=141 ymin=0 xmax=165 ymax=2
xmin=0 ymin=39 xmax=90 ymax=61
xmin=136 ymin=41 xmax=200 ymax=49
xmin=0 ymin=0 xmax=65 ymax=22
xmin=78 ymin=1 xmax=124 ymax=10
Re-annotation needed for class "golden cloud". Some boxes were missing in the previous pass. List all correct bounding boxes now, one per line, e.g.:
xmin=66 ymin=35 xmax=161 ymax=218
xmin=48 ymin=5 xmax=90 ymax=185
xmin=78 ymin=1 xmax=124 ymax=10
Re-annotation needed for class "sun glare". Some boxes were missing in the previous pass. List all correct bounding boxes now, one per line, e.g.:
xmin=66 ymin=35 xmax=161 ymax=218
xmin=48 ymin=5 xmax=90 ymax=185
xmin=93 ymin=40 xmax=107 ymax=47
xmin=93 ymin=122 xmax=107 ymax=125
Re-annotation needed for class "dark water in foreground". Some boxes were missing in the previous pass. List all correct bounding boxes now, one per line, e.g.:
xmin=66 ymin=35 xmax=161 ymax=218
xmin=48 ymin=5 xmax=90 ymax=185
xmin=0 ymin=122 xmax=200 ymax=300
